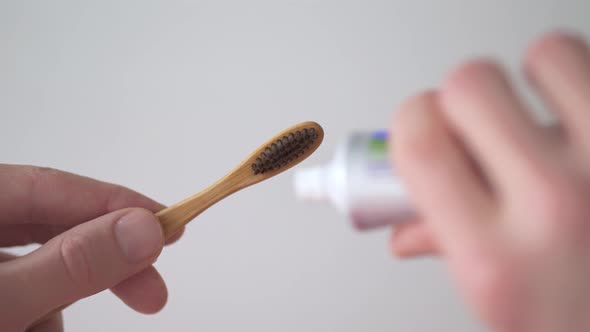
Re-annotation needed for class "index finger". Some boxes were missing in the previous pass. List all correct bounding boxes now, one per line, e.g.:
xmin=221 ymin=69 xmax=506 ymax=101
xmin=391 ymin=92 xmax=495 ymax=257
xmin=0 ymin=164 xmax=163 ymax=226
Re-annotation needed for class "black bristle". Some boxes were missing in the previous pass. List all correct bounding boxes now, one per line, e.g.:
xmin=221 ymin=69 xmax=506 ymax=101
xmin=251 ymin=127 xmax=319 ymax=175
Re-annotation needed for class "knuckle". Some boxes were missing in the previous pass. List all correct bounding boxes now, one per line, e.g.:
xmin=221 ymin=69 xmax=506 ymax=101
xmin=394 ymin=125 xmax=442 ymax=166
xmin=24 ymin=166 xmax=60 ymax=223
xmin=525 ymin=31 xmax=587 ymax=69
xmin=523 ymin=167 xmax=590 ymax=237
xmin=59 ymin=233 xmax=93 ymax=288
xmin=397 ymin=130 xmax=445 ymax=167
xmin=27 ymin=166 xmax=59 ymax=183
xmin=443 ymin=59 xmax=501 ymax=96
xmin=395 ymin=90 xmax=439 ymax=116
xmin=529 ymin=172 xmax=577 ymax=220
xmin=392 ymin=92 xmax=446 ymax=165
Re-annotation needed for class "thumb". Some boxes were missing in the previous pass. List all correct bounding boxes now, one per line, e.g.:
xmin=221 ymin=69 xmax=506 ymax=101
xmin=1 ymin=208 xmax=164 ymax=327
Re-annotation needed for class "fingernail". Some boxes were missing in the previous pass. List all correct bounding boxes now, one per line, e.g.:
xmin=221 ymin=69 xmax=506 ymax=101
xmin=115 ymin=210 xmax=164 ymax=263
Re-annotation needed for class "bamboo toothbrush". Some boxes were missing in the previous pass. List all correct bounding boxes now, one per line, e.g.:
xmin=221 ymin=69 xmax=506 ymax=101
xmin=156 ymin=120 xmax=324 ymax=239
xmin=31 ymin=121 xmax=323 ymax=328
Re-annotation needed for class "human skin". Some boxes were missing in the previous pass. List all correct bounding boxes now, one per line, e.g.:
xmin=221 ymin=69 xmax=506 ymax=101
xmin=0 ymin=165 xmax=183 ymax=331
xmin=390 ymin=31 xmax=590 ymax=331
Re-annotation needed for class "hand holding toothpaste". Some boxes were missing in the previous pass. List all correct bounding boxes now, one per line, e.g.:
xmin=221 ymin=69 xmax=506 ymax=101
xmin=392 ymin=32 xmax=590 ymax=332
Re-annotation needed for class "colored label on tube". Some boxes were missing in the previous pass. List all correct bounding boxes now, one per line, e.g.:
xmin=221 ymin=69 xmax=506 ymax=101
xmin=367 ymin=130 xmax=390 ymax=174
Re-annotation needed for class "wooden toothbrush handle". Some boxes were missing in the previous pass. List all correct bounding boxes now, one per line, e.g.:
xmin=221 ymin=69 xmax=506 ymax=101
xmin=156 ymin=172 xmax=246 ymax=239
xmin=156 ymin=205 xmax=196 ymax=240
xmin=156 ymin=187 xmax=226 ymax=239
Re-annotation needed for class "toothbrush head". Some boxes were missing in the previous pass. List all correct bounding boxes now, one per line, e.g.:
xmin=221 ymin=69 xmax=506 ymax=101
xmin=250 ymin=121 xmax=323 ymax=176
xmin=252 ymin=127 xmax=320 ymax=175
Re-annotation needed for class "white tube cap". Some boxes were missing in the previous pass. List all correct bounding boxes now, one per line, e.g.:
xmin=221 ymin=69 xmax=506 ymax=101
xmin=294 ymin=166 xmax=328 ymax=201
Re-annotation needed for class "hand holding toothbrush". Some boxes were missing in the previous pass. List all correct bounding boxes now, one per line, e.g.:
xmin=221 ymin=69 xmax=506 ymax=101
xmin=0 ymin=165 xmax=183 ymax=331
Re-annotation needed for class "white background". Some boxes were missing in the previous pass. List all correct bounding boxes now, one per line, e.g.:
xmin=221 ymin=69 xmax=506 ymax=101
xmin=1 ymin=1 xmax=589 ymax=331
